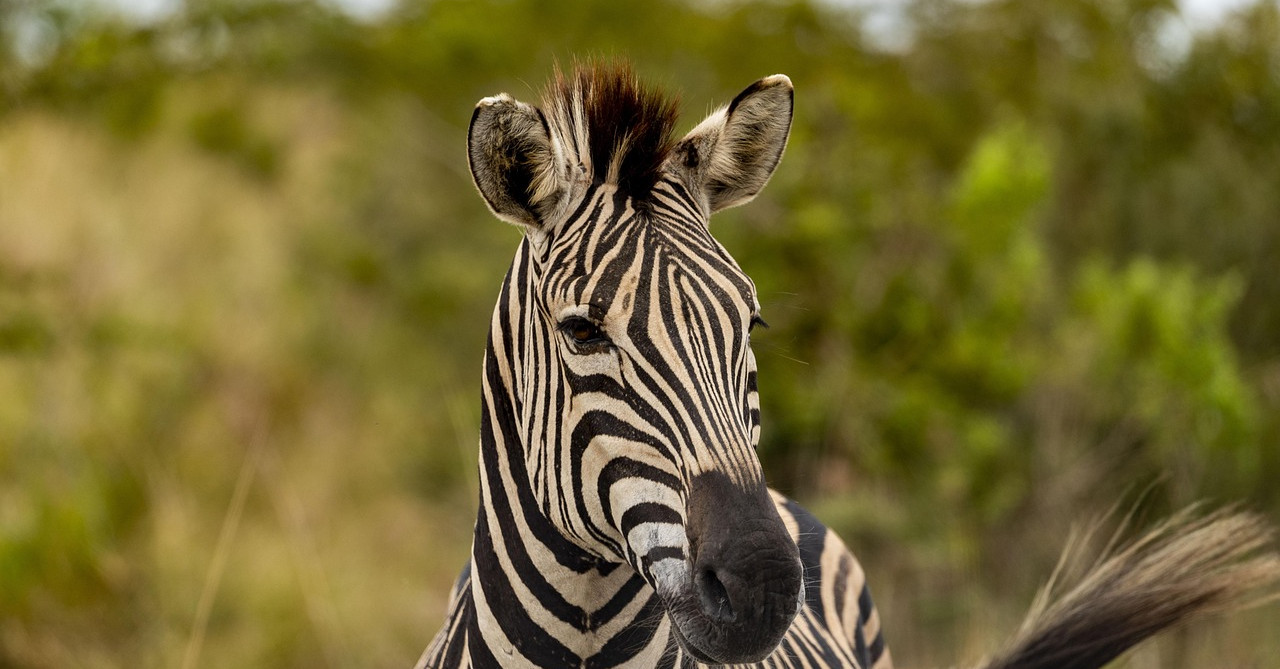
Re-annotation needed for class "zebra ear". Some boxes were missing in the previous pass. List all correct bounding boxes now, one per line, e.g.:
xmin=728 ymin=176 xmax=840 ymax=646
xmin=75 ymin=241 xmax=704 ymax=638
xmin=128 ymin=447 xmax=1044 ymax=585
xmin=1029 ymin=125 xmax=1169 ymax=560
xmin=468 ymin=94 xmax=567 ymax=230
xmin=677 ymin=74 xmax=793 ymax=214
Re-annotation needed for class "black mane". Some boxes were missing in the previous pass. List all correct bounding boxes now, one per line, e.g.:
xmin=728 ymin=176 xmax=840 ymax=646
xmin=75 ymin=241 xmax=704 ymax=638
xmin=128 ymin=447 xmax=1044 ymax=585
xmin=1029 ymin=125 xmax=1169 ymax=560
xmin=544 ymin=60 xmax=679 ymax=200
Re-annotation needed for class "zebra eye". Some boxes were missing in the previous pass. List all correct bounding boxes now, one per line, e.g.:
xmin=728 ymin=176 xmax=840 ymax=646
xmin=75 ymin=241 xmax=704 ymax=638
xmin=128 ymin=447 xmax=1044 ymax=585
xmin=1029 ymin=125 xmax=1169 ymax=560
xmin=749 ymin=315 xmax=770 ymax=333
xmin=560 ymin=317 xmax=608 ymax=345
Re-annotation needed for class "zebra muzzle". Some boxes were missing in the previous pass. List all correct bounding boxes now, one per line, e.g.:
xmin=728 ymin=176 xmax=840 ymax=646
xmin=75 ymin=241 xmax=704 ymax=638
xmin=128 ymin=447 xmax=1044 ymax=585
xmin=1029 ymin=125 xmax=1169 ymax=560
xmin=666 ymin=470 xmax=804 ymax=664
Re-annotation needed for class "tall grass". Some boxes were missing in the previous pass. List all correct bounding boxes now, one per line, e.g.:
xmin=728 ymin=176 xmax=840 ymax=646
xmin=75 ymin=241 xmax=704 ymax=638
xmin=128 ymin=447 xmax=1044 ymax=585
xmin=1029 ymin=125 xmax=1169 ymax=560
xmin=0 ymin=90 xmax=478 ymax=667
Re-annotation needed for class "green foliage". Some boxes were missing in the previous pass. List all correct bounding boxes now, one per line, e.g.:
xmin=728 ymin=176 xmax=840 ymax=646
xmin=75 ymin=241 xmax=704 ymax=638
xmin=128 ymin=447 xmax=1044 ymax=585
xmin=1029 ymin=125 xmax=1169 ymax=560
xmin=188 ymin=105 xmax=280 ymax=180
xmin=1065 ymin=258 xmax=1260 ymax=488
xmin=3 ymin=0 xmax=1280 ymax=667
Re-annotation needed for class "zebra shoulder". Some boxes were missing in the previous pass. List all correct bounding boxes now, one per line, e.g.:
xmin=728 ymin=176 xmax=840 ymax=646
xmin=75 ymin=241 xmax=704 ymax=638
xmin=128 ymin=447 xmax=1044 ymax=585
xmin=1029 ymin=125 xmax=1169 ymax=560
xmin=768 ymin=489 xmax=893 ymax=669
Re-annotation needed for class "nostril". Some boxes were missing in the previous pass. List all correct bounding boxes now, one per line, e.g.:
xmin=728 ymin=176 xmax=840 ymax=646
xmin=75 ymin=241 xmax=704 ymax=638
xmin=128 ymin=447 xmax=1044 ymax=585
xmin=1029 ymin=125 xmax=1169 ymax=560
xmin=697 ymin=567 xmax=735 ymax=622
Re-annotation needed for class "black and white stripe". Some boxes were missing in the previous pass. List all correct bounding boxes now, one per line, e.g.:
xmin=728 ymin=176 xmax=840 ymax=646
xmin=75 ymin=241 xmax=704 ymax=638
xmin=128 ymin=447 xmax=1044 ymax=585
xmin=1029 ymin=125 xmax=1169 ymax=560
xmin=419 ymin=62 xmax=889 ymax=668
xmin=419 ymin=176 xmax=891 ymax=666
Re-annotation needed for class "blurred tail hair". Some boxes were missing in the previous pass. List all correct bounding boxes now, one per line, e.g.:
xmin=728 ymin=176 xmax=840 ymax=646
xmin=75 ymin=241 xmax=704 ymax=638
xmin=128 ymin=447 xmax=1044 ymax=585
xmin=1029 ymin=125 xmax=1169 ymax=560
xmin=972 ymin=507 xmax=1280 ymax=669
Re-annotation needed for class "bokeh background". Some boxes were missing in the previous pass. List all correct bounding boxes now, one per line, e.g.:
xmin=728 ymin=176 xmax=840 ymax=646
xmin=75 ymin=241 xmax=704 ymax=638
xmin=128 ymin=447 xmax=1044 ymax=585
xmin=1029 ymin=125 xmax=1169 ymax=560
xmin=3 ymin=0 xmax=1280 ymax=667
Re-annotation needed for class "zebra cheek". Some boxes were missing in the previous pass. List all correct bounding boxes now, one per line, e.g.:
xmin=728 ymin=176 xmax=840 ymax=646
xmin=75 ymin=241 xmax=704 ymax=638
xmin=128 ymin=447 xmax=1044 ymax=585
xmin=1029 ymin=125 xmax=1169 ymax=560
xmin=559 ymin=349 xmax=621 ymax=379
xmin=554 ymin=426 xmax=674 ymax=557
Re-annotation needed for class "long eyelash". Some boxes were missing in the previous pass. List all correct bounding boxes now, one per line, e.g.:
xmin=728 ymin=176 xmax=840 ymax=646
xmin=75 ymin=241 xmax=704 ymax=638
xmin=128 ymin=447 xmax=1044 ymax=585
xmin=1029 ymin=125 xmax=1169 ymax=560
xmin=750 ymin=315 xmax=770 ymax=331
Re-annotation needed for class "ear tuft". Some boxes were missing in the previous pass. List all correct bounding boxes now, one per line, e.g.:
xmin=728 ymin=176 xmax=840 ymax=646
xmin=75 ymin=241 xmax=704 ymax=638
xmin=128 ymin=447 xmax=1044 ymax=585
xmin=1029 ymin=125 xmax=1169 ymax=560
xmin=467 ymin=94 xmax=565 ymax=229
xmin=726 ymin=74 xmax=792 ymax=116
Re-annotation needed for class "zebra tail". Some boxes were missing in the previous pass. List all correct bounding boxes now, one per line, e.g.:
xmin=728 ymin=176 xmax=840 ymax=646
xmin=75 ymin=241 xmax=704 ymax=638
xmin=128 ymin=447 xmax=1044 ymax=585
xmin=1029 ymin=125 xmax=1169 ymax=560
xmin=972 ymin=507 xmax=1280 ymax=669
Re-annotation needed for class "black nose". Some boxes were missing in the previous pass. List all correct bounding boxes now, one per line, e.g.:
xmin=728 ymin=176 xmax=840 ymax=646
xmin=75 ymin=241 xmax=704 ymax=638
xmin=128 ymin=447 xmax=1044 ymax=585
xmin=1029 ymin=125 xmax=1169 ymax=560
xmin=683 ymin=471 xmax=804 ymax=663
xmin=691 ymin=526 xmax=802 ymax=628
xmin=697 ymin=565 xmax=736 ymax=622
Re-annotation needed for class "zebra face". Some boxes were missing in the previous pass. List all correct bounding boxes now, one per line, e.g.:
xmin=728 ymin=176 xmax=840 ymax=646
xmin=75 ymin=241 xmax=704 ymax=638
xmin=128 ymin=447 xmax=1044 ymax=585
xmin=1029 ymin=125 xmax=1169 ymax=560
xmin=467 ymin=64 xmax=803 ymax=664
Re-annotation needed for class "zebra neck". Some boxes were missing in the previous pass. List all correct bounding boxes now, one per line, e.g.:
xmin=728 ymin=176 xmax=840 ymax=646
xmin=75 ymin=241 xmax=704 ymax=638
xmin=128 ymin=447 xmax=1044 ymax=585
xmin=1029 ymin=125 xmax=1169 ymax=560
xmin=466 ymin=242 xmax=676 ymax=664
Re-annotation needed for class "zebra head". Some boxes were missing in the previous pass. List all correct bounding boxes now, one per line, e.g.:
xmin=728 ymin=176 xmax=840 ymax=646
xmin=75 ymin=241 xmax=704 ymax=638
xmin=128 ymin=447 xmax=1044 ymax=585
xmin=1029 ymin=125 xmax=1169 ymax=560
xmin=466 ymin=63 xmax=801 ymax=664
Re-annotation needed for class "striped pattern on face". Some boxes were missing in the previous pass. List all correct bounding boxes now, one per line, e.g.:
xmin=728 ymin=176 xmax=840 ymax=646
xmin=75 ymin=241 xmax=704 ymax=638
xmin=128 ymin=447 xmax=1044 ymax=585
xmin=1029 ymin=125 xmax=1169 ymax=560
xmin=515 ymin=178 xmax=764 ymax=566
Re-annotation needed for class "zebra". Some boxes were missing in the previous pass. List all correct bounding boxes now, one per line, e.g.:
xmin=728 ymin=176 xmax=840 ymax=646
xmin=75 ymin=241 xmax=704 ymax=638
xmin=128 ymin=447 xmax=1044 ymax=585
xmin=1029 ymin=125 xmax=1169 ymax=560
xmin=417 ymin=61 xmax=1280 ymax=669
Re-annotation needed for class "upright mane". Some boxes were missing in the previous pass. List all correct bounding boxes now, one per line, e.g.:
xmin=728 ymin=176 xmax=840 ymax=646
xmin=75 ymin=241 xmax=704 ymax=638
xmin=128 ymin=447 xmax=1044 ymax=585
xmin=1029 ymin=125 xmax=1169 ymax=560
xmin=542 ymin=61 xmax=679 ymax=200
